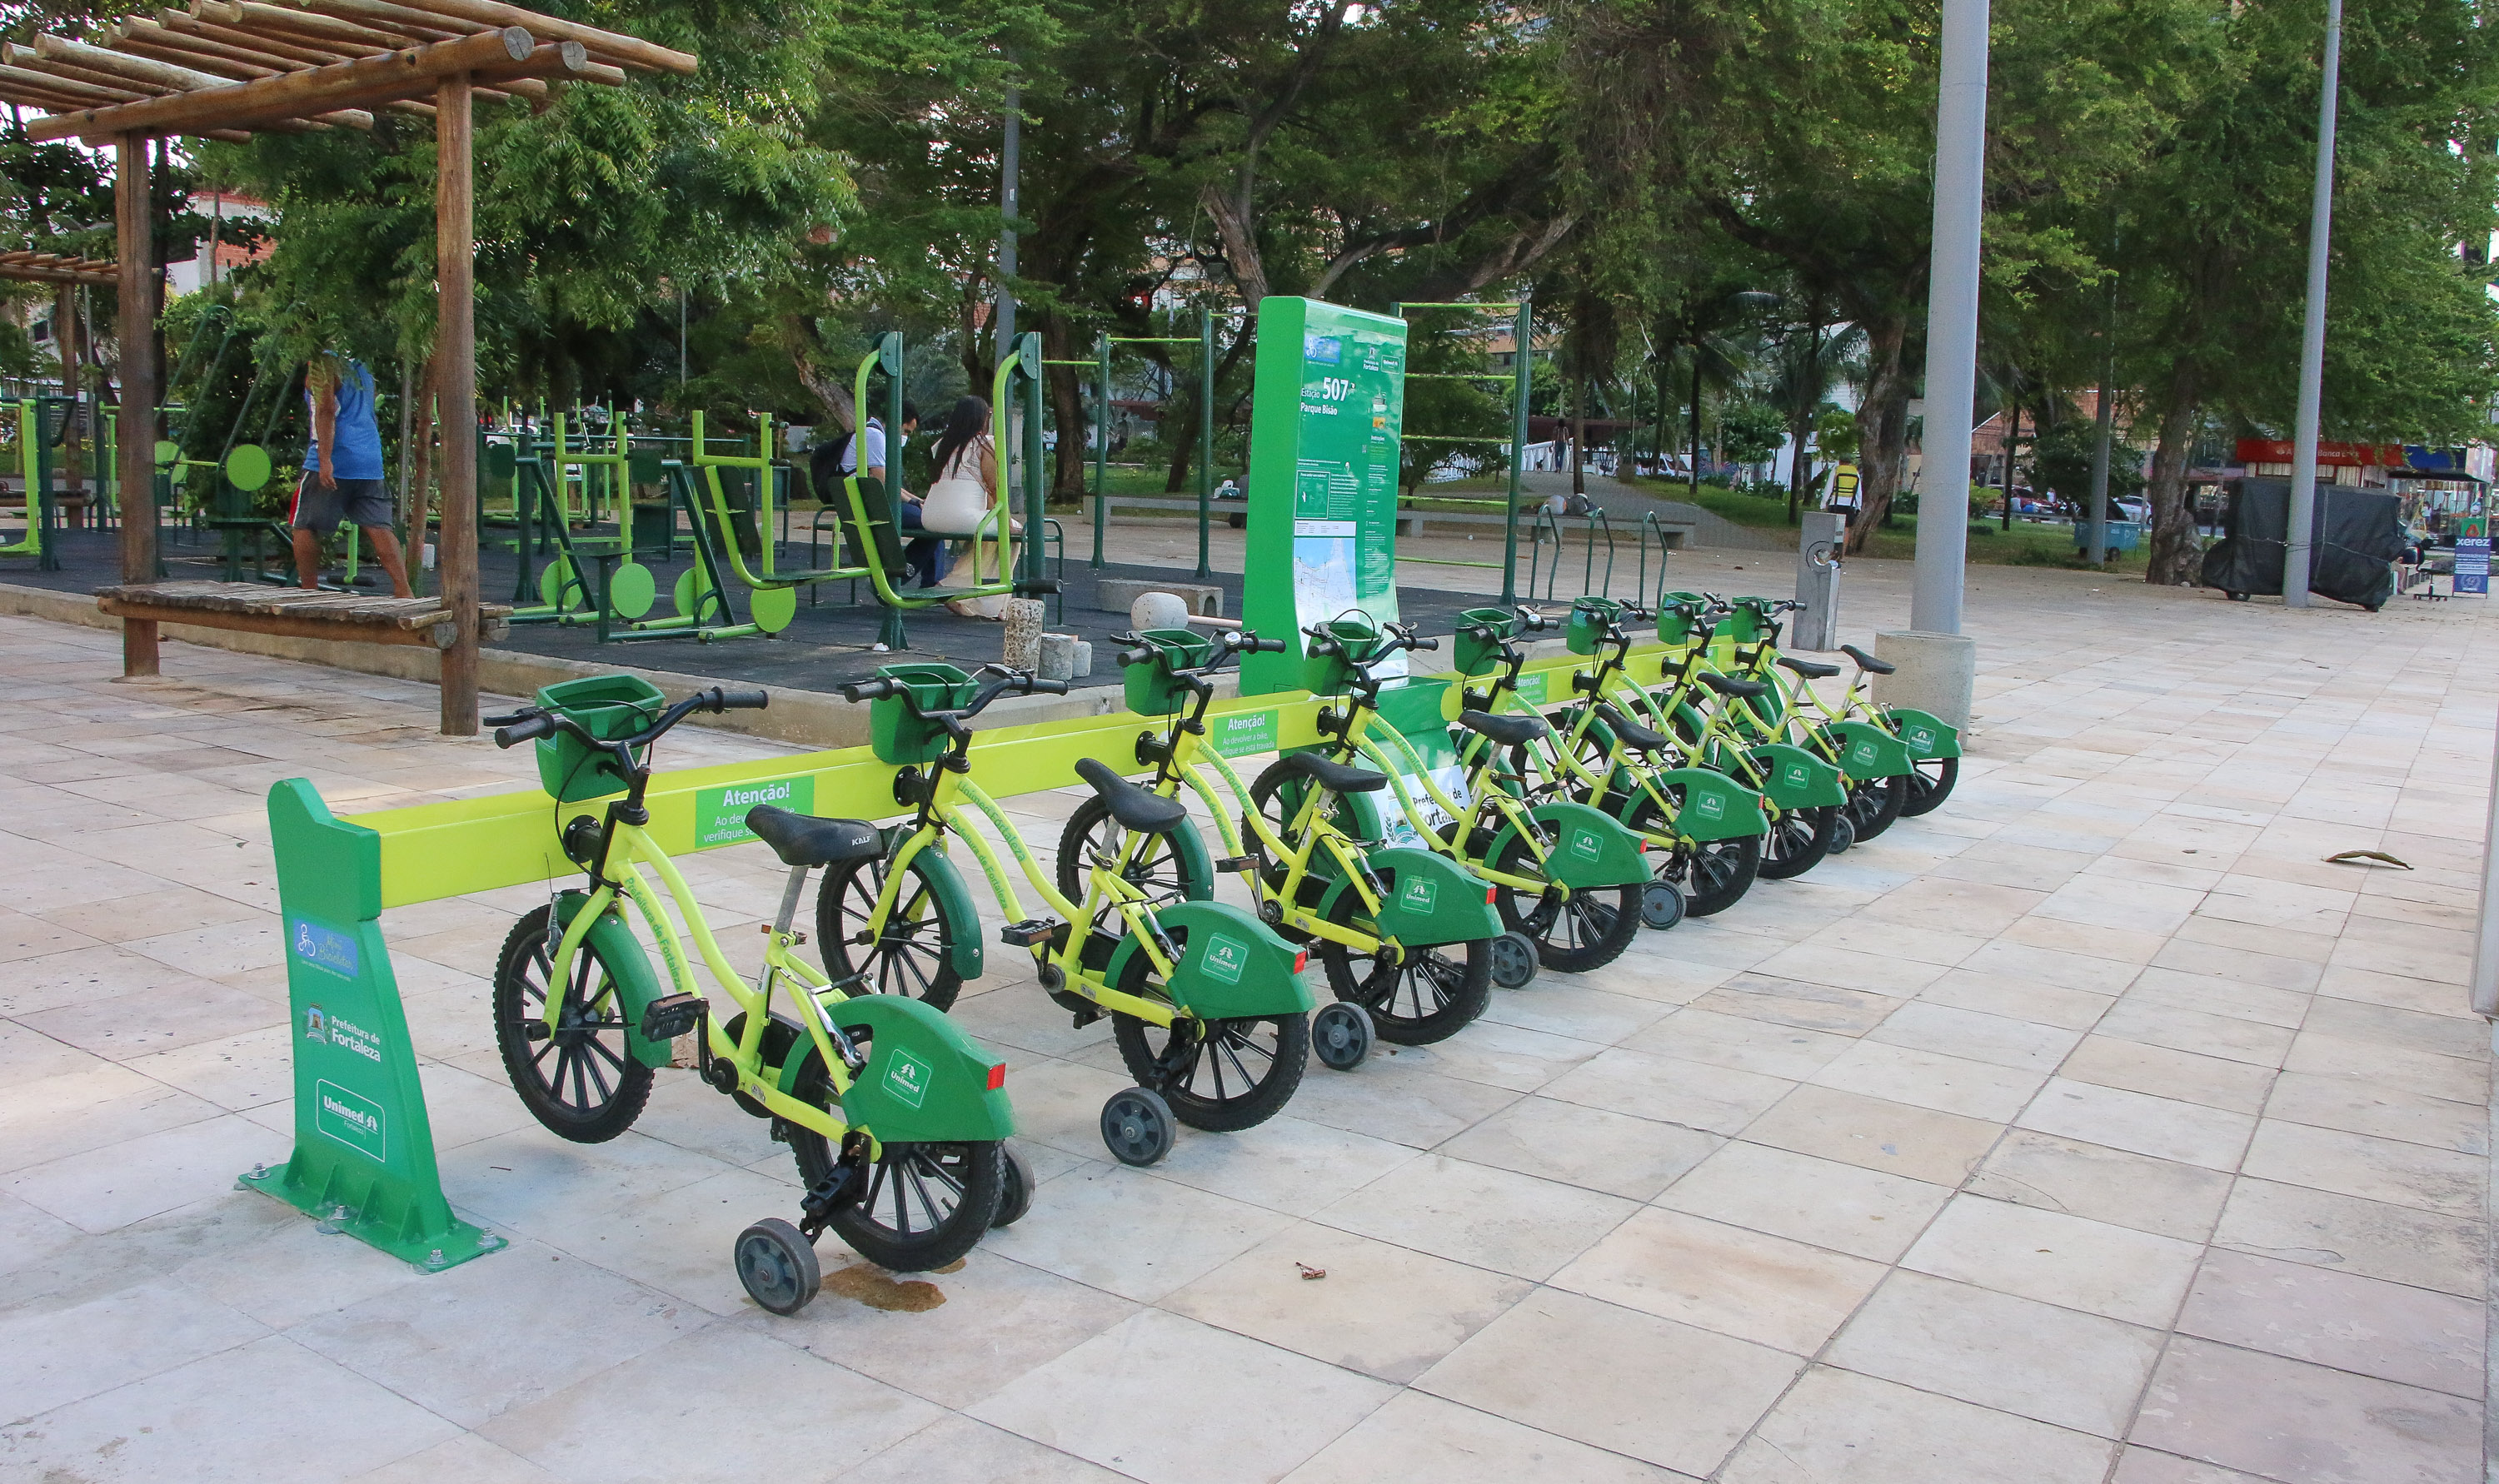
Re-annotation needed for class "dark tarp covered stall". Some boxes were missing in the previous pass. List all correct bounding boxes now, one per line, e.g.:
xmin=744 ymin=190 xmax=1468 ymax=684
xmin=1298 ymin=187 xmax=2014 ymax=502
xmin=2199 ymin=478 xmax=2403 ymax=610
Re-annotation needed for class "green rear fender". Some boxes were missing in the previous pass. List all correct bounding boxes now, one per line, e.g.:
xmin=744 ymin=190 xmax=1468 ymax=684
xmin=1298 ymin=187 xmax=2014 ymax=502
xmin=1108 ymin=900 xmax=1316 ymax=1019
xmin=554 ymin=890 xmax=671 ymax=1068
xmin=1163 ymin=813 xmax=1219 ymax=900
xmin=1656 ymin=767 xmax=1770 ymax=842
xmin=1828 ymin=720 xmax=1916 ymax=779
xmin=820 ymin=993 xmax=1015 ymax=1143
xmin=1317 ymin=846 xmax=1500 ymax=949
xmin=892 ymin=835 xmax=986 ymax=980
xmin=1751 ymin=743 xmax=1848 ymax=809
xmin=1488 ymin=801 xmax=1651 ymax=889
xmin=1885 ymin=707 xmax=1963 ymax=759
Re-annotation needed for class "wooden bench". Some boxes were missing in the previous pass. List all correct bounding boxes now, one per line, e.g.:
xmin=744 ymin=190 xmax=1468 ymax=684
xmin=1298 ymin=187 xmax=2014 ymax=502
xmin=94 ymin=580 xmax=513 ymax=650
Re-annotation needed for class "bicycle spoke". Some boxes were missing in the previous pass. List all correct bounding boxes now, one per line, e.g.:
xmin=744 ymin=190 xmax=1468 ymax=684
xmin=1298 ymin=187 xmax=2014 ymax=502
xmin=586 ymin=1034 xmax=626 ymax=1074
xmin=582 ymin=1043 xmax=613 ymax=1100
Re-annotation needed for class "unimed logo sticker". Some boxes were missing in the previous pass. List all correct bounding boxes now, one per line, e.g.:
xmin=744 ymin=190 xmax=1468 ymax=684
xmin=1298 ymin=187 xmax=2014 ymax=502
xmin=882 ymin=1048 xmax=933 ymax=1110
xmin=1905 ymin=725 xmax=1936 ymax=752
xmin=1696 ymin=793 xmax=1726 ymax=820
xmin=1204 ymin=935 xmax=1248 ymax=984
xmin=1570 ymin=829 xmax=1603 ymax=859
xmin=1850 ymin=741 xmax=1880 ymax=769
xmin=314 ymin=1079 xmax=385 ymax=1160
xmin=1401 ymin=877 xmax=1437 ymax=913
xmin=1783 ymin=763 xmax=1811 ymax=789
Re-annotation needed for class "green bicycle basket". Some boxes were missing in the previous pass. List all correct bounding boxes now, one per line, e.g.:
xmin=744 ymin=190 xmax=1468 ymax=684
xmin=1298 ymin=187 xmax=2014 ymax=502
xmin=1719 ymin=598 xmax=1771 ymax=647
xmin=1452 ymin=606 xmax=1519 ymax=677
xmin=1304 ymin=614 xmax=1384 ymax=696
xmin=1566 ymin=596 xmax=1625 ymax=656
xmin=1122 ymin=628 xmax=1218 ymax=715
xmin=1658 ymin=590 xmax=1703 ymax=645
xmin=869 ymin=661 xmax=980 ymax=765
xmin=531 ymin=673 xmax=668 ymax=802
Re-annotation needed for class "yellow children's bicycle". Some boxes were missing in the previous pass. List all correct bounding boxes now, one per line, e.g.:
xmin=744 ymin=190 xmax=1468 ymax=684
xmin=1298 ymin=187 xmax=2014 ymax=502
xmin=814 ymin=663 xmax=1319 ymax=1167
xmin=483 ymin=680 xmax=1025 ymax=1314
xmin=1054 ymin=627 xmax=1506 ymax=1055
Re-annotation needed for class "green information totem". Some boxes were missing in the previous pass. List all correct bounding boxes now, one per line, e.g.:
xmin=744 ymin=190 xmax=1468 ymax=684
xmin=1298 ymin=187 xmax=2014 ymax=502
xmin=242 ymin=781 xmax=501 ymax=1272
xmin=1240 ymin=296 xmax=1410 ymax=696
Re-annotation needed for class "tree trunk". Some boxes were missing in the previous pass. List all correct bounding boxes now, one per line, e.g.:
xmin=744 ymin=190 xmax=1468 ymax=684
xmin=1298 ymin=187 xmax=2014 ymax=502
xmin=1162 ymin=384 xmax=1195 ymax=494
xmin=1570 ymin=375 xmax=1586 ymax=495
xmin=407 ymin=351 xmax=438 ymax=594
xmin=778 ymin=313 xmax=856 ymax=433
xmin=1786 ymin=319 xmax=1820 ymax=525
xmin=2001 ymin=395 xmax=2018 ymax=531
xmin=1843 ymin=315 xmax=1910 ymax=553
xmin=1654 ymin=356 xmax=1669 ymax=482
xmin=1043 ymin=313 xmax=1088 ymax=503
xmin=2144 ymin=363 xmax=2202 ymax=585
xmin=1687 ymin=354 xmax=1702 ymax=502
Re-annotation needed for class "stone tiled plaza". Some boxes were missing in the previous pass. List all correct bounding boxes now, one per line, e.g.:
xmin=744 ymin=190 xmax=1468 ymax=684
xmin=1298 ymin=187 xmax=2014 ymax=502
xmin=0 ymin=555 xmax=2490 ymax=1484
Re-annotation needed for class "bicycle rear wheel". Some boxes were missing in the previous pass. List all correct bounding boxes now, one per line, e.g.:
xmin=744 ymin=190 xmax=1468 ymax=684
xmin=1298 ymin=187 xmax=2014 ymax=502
xmin=1055 ymin=793 xmax=1210 ymax=908
xmin=1629 ymin=794 xmax=1760 ymax=917
xmin=1490 ymin=830 xmax=1640 ymax=974
xmin=1758 ymin=804 xmax=1838 ymax=881
xmin=1902 ymin=755 xmax=1958 ymax=817
xmin=1318 ymin=885 xmax=1491 ymax=1044
xmin=1843 ymin=774 xmax=1911 ymax=843
xmin=491 ymin=904 xmax=656 ymax=1143
xmin=1107 ymin=949 xmax=1307 ymax=1132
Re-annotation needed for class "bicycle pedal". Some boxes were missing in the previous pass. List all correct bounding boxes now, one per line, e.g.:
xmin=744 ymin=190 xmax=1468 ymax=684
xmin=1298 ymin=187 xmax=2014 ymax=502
xmin=638 ymin=993 xmax=707 ymax=1043
xmin=999 ymin=919 xmax=1060 ymax=948
xmin=1214 ymin=855 xmax=1258 ymax=873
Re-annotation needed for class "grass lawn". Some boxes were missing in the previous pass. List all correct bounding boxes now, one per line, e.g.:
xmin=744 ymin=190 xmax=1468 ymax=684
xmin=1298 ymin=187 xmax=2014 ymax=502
xmin=1610 ymin=476 xmax=2154 ymax=575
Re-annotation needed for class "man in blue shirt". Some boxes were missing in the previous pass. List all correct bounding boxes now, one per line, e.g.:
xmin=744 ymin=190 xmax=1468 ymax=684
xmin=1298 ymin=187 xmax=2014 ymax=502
xmin=289 ymin=354 xmax=412 ymax=598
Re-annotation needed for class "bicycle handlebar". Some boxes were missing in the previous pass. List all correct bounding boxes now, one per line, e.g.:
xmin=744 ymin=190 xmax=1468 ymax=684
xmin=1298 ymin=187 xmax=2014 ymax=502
xmin=491 ymin=685 xmax=766 ymax=755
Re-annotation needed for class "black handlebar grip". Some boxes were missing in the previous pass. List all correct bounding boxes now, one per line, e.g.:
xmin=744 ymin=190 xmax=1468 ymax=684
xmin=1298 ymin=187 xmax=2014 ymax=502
xmin=1411 ymin=635 xmax=1439 ymax=651
xmin=1026 ymin=678 xmax=1071 ymax=695
xmin=1119 ymin=648 xmax=1152 ymax=669
xmin=494 ymin=715 xmax=557 ymax=748
xmin=713 ymin=689 xmax=770 ymax=711
xmin=1251 ymin=635 xmax=1286 ymax=653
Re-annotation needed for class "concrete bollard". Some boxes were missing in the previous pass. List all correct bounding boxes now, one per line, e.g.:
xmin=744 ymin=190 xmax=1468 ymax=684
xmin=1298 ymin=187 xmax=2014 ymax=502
xmin=1037 ymin=631 xmax=1080 ymax=682
xmin=1873 ymin=630 xmax=1977 ymax=732
xmin=1002 ymin=598 xmax=1046 ymax=671
xmin=1072 ymin=640 xmax=1094 ymax=679
xmin=1130 ymin=590 xmax=1192 ymax=630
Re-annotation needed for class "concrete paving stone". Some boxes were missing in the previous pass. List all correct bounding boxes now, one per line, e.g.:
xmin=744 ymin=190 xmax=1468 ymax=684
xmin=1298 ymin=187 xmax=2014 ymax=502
xmin=1165 ymin=1222 xmax=1531 ymax=1383
xmin=1260 ymin=1053 xmax=1524 ymax=1149
xmin=348 ymin=1433 xmax=561 ymax=1483
xmin=1383 ymin=1017 xmax=1608 ymax=1092
xmin=2001 ymin=914 xmax=2172 ymax=968
xmin=2298 ymin=996 xmax=2487 ymax=1059
xmin=536 ymin=1164 xmax=808 ymax=1317
xmin=846 ymin=1416 xmax=1134 ymax=1484
xmin=2129 ymin=1335 xmax=2480 ymax=1484
xmin=969 ymin=1309 xmax=1395 ymax=1484
xmin=2126 ymin=967 xmax=2312 ymax=1028
xmin=1903 ymin=1194 xmax=2203 ymax=1327
xmin=1960 ymin=937 xmax=2144 ymax=994
xmin=1827 ymin=1269 xmax=2162 ymax=1437
xmin=1474 ymin=982 xmax=1674 ymax=1044
xmin=1619 ymin=1005 xmax=1856 ymax=1080
xmin=2212 ymin=1178 xmax=2486 ymax=1299
xmin=0 ymin=1332 xmax=461 ymax=1484
xmin=1864 ymin=999 xmax=2082 ymax=1072
xmin=19 ymin=975 xmax=287 ymax=1062
xmin=1803 ymin=918 xmax=1992 ymax=968
xmin=2176 ymin=1248 xmax=2484 ymax=1399
xmin=1434 ymin=1093 xmax=1720 ymax=1200
xmin=2016 ymin=1078 xmax=2256 ymax=1171
xmin=479 ymin=1322 xmax=944 ymax=1482
xmin=1550 ymin=1205 xmax=1885 ymax=1354
xmin=1967 ymin=1130 xmax=2234 ymax=1243
xmin=1915 ymin=967 xmax=2116 ymax=1030
xmin=2263 ymin=1069 xmax=2486 ymax=1155
xmin=1739 ymin=1083 xmax=2003 ymax=1186
xmin=2239 ymin=1119 xmax=2483 ymax=1218
xmin=2312 ymin=964 xmax=2477 ymax=1018
xmin=1656 ymin=1141 xmax=1952 ymax=1262
xmin=1126 ymin=1111 xmax=1419 ymax=1218
xmin=1279 ymin=1389 xmax=1693 ymax=1484
xmin=1418 ymin=1287 xmax=1799 ymax=1477
xmin=1690 ymin=973 xmax=1899 ymax=1033
xmin=2150 ymin=933 xmax=2328 ymax=989
xmin=439 ymin=1124 xmax=748 ymax=1241
xmin=2279 ymin=1032 xmax=2484 ymax=1105
xmin=983 ymin=1160 xmax=1294 ymax=1302
xmin=1717 ymin=1365 xmax=2115 ymax=1484
xmin=2108 ymin=1446 xmax=2283 ymax=1484
xmin=1807 ymin=1038 xmax=2046 ymax=1122
xmin=1753 ymin=943 xmax=1948 ymax=997
xmin=289 ymin=1240 xmax=707 ymax=1429
xmin=2096 ymin=996 xmax=2297 ymax=1068
xmin=0 ymin=1276 xmax=270 ymax=1424
xmin=2057 ymin=1035 xmax=2277 ymax=1117
xmin=5 ymin=1112 xmax=288 ymax=1232
xmin=1539 ymin=1046 xmax=1796 ymax=1134
xmin=1313 ymin=1152 xmax=1636 ymax=1282
xmin=37 ymin=882 xmax=263 ymax=943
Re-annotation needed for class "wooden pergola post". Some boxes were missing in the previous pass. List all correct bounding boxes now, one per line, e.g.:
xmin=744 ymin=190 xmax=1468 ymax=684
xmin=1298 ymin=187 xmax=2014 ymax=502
xmin=434 ymin=71 xmax=476 ymax=735
xmin=114 ymin=129 xmax=157 ymax=678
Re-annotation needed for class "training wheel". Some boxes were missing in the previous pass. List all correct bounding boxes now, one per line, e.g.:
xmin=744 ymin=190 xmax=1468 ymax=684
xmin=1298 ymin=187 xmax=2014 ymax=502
xmin=994 ymin=1143 xmax=1035 ymax=1228
xmin=734 ymin=1217 xmax=821 ymax=1316
xmin=1100 ymin=1086 xmax=1175 ymax=1167
xmin=1489 ymin=930 xmax=1539 ymax=989
xmin=1828 ymin=813 xmax=1857 ymax=854
xmin=1640 ymin=879 xmax=1686 ymax=930
xmin=1311 ymin=1002 xmax=1374 ymax=1072
xmin=750 ymin=584 xmax=799 ymax=635
xmin=606 ymin=560 xmax=656 ymax=620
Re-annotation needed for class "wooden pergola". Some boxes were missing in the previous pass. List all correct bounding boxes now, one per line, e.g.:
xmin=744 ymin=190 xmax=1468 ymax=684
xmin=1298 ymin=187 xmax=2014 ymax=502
xmin=0 ymin=0 xmax=696 ymax=734
xmin=0 ymin=251 xmax=118 ymax=286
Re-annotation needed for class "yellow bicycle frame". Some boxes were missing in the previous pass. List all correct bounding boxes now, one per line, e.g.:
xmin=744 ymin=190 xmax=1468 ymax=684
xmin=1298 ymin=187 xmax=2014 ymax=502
xmin=541 ymin=815 xmax=856 ymax=1143
xmin=1155 ymin=722 xmax=1394 ymax=953
xmin=1334 ymin=705 xmax=1558 ymax=896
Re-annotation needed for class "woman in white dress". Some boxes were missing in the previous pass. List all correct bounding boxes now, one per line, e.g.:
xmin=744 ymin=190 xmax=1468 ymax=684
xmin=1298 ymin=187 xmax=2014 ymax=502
xmin=920 ymin=396 xmax=1017 ymax=619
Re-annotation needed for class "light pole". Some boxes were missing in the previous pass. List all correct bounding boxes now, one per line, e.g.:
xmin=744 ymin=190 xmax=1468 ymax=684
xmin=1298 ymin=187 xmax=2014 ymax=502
xmin=2282 ymin=0 xmax=2344 ymax=608
xmin=1886 ymin=0 xmax=1988 ymax=729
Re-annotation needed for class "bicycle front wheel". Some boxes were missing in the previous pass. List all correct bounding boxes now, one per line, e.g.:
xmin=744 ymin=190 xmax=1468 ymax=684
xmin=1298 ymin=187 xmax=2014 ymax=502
xmin=492 ymin=904 xmax=656 ymax=1143
xmin=1055 ymin=793 xmax=1211 ymax=908
xmin=816 ymin=852 xmax=972 ymax=1010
